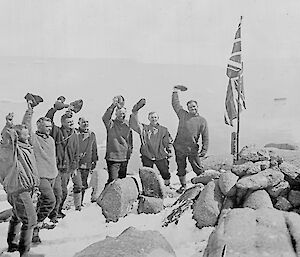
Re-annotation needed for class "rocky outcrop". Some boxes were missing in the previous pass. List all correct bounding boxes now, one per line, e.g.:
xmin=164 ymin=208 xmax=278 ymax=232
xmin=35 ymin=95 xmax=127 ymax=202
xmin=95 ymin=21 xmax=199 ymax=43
xmin=74 ymin=227 xmax=176 ymax=257
xmin=137 ymin=196 xmax=164 ymax=214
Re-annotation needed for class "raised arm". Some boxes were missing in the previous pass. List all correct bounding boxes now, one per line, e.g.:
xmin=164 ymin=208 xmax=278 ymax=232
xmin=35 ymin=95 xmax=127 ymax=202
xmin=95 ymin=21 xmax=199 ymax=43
xmin=102 ymin=97 xmax=120 ymax=129
xmin=129 ymin=98 xmax=146 ymax=134
xmin=172 ymin=88 xmax=183 ymax=115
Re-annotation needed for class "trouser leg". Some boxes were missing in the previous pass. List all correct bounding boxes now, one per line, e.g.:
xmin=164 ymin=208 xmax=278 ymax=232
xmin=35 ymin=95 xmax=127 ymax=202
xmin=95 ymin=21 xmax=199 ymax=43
xmin=118 ymin=161 xmax=128 ymax=179
xmin=7 ymin=212 xmax=21 ymax=252
xmin=48 ymin=172 xmax=62 ymax=220
xmin=188 ymin=154 xmax=204 ymax=176
xmin=59 ymin=172 xmax=71 ymax=213
xmin=106 ymin=160 xmax=121 ymax=185
xmin=72 ymin=170 xmax=83 ymax=210
xmin=80 ymin=169 xmax=89 ymax=205
xmin=36 ymin=178 xmax=56 ymax=223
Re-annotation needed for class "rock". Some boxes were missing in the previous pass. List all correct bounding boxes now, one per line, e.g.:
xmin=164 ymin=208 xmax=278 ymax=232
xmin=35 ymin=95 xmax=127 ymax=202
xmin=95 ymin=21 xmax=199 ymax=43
xmin=192 ymin=180 xmax=224 ymax=229
xmin=231 ymin=161 xmax=254 ymax=177
xmin=267 ymin=180 xmax=290 ymax=198
xmin=284 ymin=212 xmax=300 ymax=256
xmin=203 ymin=208 xmax=297 ymax=257
xmin=236 ymin=169 xmax=284 ymax=191
xmin=97 ymin=177 xmax=139 ymax=222
xmin=74 ymin=227 xmax=176 ymax=257
xmin=243 ymin=190 xmax=273 ymax=210
xmin=0 ymin=208 xmax=12 ymax=223
xmin=139 ymin=167 xmax=165 ymax=199
xmin=191 ymin=170 xmax=221 ymax=185
xmin=239 ymin=145 xmax=270 ymax=162
xmin=245 ymin=160 xmax=270 ymax=175
xmin=279 ymin=161 xmax=300 ymax=186
xmin=202 ymin=154 xmax=233 ymax=171
xmin=89 ymin=168 xmax=108 ymax=202
xmin=218 ymin=171 xmax=238 ymax=197
xmin=288 ymin=190 xmax=300 ymax=208
xmin=265 ymin=143 xmax=298 ymax=150
xmin=275 ymin=196 xmax=292 ymax=211
xmin=138 ymin=196 xmax=164 ymax=214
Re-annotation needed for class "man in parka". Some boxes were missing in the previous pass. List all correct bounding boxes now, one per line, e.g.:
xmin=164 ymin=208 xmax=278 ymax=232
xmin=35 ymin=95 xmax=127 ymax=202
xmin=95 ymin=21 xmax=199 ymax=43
xmin=102 ymin=96 xmax=133 ymax=185
xmin=172 ymin=86 xmax=209 ymax=193
xmin=1 ymin=109 xmax=40 ymax=256
xmin=76 ymin=117 xmax=98 ymax=205
xmin=129 ymin=99 xmax=173 ymax=186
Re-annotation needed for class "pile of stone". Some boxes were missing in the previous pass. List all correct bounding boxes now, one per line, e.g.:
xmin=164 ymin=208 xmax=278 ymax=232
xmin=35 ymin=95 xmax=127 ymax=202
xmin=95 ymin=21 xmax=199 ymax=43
xmin=138 ymin=167 xmax=166 ymax=215
xmin=191 ymin=144 xmax=300 ymax=228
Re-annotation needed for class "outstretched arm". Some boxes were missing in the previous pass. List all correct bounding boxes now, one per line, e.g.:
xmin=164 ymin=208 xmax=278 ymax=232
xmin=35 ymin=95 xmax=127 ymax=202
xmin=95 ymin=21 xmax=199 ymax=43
xmin=172 ymin=87 xmax=183 ymax=115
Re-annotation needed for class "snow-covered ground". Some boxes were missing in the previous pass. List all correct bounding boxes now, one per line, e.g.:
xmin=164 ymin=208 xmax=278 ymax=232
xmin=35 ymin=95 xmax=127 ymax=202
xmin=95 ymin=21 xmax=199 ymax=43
xmin=0 ymin=171 xmax=213 ymax=257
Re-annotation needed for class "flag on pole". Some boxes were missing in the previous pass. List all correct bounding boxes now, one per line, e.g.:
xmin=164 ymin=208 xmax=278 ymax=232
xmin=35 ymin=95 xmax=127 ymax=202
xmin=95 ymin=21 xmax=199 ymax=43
xmin=224 ymin=16 xmax=246 ymax=126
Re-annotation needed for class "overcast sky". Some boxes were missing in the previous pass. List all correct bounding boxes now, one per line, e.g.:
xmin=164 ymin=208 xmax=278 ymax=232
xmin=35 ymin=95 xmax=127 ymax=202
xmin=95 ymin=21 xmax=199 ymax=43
xmin=0 ymin=0 xmax=300 ymax=151
xmin=1 ymin=0 xmax=300 ymax=64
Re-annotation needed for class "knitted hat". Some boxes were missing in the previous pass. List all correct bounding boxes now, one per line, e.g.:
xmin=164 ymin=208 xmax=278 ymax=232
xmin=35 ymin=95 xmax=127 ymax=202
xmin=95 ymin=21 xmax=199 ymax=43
xmin=24 ymin=93 xmax=43 ymax=107
xmin=69 ymin=99 xmax=83 ymax=113
xmin=174 ymin=85 xmax=188 ymax=91
xmin=132 ymin=98 xmax=146 ymax=112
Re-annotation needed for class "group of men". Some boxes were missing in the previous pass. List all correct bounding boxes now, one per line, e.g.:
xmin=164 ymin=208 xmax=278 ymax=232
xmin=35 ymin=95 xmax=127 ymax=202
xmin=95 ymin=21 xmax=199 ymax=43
xmin=0 ymin=85 xmax=208 ymax=256
xmin=102 ymin=86 xmax=209 ymax=194
xmin=1 ymin=96 xmax=98 ymax=256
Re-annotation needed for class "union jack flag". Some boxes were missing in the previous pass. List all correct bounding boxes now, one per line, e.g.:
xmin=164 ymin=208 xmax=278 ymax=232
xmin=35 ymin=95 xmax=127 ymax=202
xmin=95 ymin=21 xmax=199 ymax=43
xmin=224 ymin=17 xmax=246 ymax=126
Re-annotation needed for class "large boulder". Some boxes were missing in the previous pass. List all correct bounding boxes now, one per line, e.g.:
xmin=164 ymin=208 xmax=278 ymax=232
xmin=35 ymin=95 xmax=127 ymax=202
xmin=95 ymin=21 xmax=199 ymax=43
xmin=245 ymin=160 xmax=270 ymax=175
xmin=288 ymin=190 xmax=300 ymax=208
xmin=191 ymin=170 xmax=221 ymax=185
xmin=202 ymin=154 xmax=233 ymax=171
xmin=218 ymin=171 xmax=238 ymax=197
xmin=139 ymin=167 xmax=165 ymax=199
xmin=279 ymin=161 xmax=300 ymax=186
xmin=203 ymin=208 xmax=298 ymax=257
xmin=192 ymin=180 xmax=224 ymax=229
xmin=97 ymin=177 xmax=139 ymax=222
xmin=243 ymin=190 xmax=273 ymax=210
xmin=283 ymin=212 xmax=300 ymax=256
xmin=231 ymin=161 xmax=254 ymax=177
xmin=275 ymin=196 xmax=293 ymax=211
xmin=267 ymin=180 xmax=290 ymax=198
xmin=74 ymin=227 xmax=176 ymax=257
xmin=236 ymin=169 xmax=284 ymax=191
xmin=239 ymin=145 xmax=270 ymax=162
xmin=138 ymin=196 xmax=164 ymax=214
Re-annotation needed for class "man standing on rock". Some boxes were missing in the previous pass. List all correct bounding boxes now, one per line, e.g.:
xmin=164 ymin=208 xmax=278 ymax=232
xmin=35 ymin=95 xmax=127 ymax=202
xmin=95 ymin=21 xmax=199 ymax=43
xmin=76 ymin=117 xmax=98 ymax=206
xmin=129 ymin=98 xmax=173 ymax=187
xmin=102 ymin=96 xmax=133 ymax=185
xmin=172 ymin=85 xmax=209 ymax=193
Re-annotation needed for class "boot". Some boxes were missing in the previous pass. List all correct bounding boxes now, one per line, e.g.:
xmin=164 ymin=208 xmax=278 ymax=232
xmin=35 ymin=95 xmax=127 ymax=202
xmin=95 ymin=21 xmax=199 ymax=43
xmin=73 ymin=192 xmax=82 ymax=211
xmin=31 ymin=226 xmax=41 ymax=245
xmin=7 ymin=220 xmax=19 ymax=252
xmin=19 ymin=228 xmax=34 ymax=256
xmin=176 ymin=176 xmax=187 ymax=194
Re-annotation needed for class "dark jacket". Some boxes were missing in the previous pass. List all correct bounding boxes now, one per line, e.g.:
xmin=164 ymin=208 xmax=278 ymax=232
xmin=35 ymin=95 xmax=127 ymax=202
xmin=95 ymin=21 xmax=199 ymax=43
xmin=172 ymin=92 xmax=209 ymax=156
xmin=129 ymin=111 xmax=172 ymax=160
xmin=76 ymin=128 xmax=98 ymax=169
xmin=46 ymin=107 xmax=79 ymax=172
xmin=102 ymin=104 xmax=133 ymax=162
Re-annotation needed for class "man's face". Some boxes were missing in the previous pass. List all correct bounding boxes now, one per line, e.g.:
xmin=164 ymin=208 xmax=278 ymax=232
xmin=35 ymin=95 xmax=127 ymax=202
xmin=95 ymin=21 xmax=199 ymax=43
xmin=62 ymin=117 xmax=74 ymax=129
xmin=79 ymin=118 xmax=89 ymax=131
xmin=19 ymin=128 xmax=30 ymax=143
xmin=187 ymin=101 xmax=198 ymax=115
xmin=38 ymin=120 xmax=52 ymax=136
xmin=115 ymin=108 xmax=126 ymax=121
xmin=148 ymin=112 xmax=159 ymax=125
